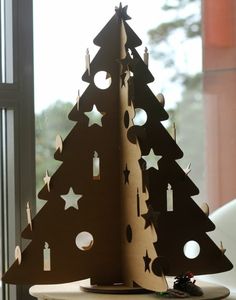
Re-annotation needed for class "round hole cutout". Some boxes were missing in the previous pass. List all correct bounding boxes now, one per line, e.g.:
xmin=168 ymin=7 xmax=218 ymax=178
xmin=183 ymin=240 xmax=200 ymax=259
xmin=126 ymin=225 xmax=132 ymax=243
xmin=124 ymin=111 xmax=130 ymax=128
xmin=94 ymin=71 xmax=112 ymax=90
xmin=133 ymin=108 xmax=147 ymax=126
xmin=75 ymin=231 xmax=94 ymax=251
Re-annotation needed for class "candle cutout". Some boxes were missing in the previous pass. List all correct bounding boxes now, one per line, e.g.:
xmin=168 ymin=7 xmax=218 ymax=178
xmin=144 ymin=47 xmax=149 ymax=66
xmin=43 ymin=170 xmax=51 ymax=192
xmin=15 ymin=246 xmax=22 ymax=265
xmin=200 ymin=202 xmax=209 ymax=216
xmin=220 ymin=241 xmax=226 ymax=254
xmin=85 ymin=48 xmax=91 ymax=76
xmin=26 ymin=202 xmax=32 ymax=231
xmin=137 ymin=188 xmax=140 ymax=217
xmin=93 ymin=151 xmax=100 ymax=180
xmin=184 ymin=162 xmax=191 ymax=175
xmin=76 ymin=89 xmax=80 ymax=111
xmin=43 ymin=242 xmax=51 ymax=271
xmin=172 ymin=122 xmax=176 ymax=142
xmin=167 ymin=184 xmax=174 ymax=211
xmin=55 ymin=134 xmax=63 ymax=153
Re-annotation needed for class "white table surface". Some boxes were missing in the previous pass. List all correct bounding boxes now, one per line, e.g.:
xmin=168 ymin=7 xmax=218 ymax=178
xmin=29 ymin=280 xmax=236 ymax=300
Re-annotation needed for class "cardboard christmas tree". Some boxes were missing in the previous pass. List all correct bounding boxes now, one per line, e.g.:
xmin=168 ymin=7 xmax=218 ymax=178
xmin=2 ymin=4 xmax=233 ymax=294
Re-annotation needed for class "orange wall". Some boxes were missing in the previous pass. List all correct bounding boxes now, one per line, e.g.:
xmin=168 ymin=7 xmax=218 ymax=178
xmin=203 ymin=0 xmax=236 ymax=211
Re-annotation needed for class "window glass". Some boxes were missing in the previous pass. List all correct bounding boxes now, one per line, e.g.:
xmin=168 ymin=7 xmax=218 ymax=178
xmin=0 ymin=0 xmax=14 ymax=83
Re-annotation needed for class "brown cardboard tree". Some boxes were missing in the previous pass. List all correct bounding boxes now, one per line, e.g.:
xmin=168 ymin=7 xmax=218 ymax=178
xmin=2 ymin=4 xmax=233 ymax=293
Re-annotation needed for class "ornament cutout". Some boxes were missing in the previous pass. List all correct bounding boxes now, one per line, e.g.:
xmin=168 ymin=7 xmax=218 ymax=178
xmin=61 ymin=187 xmax=82 ymax=210
xmin=75 ymin=232 xmax=94 ymax=251
xmin=183 ymin=240 xmax=200 ymax=259
xmin=133 ymin=108 xmax=147 ymax=126
xmin=94 ymin=71 xmax=112 ymax=90
xmin=84 ymin=104 xmax=105 ymax=127
xmin=142 ymin=149 xmax=162 ymax=170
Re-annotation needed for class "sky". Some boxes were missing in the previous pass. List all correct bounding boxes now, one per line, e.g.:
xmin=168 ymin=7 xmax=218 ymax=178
xmin=33 ymin=0 xmax=201 ymax=113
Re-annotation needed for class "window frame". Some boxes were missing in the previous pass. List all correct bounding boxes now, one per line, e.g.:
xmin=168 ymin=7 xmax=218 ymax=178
xmin=0 ymin=0 xmax=35 ymax=299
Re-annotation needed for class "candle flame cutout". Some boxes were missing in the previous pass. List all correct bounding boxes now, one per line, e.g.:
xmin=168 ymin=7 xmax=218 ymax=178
xmin=144 ymin=46 xmax=149 ymax=66
xmin=55 ymin=134 xmax=63 ymax=153
xmin=85 ymin=48 xmax=91 ymax=76
xmin=15 ymin=246 xmax=22 ymax=265
xmin=26 ymin=202 xmax=33 ymax=231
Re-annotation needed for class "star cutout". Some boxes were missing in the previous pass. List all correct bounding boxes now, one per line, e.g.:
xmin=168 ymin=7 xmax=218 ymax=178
xmin=123 ymin=164 xmax=130 ymax=184
xmin=121 ymin=72 xmax=127 ymax=87
xmin=43 ymin=170 xmax=51 ymax=192
xmin=115 ymin=3 xmax=131 ymax=20
xmin=141 ymin=205 xmax=160 ymax=229
xmin=143 ymin=250 xmax=152 ymax=272
xmin=84 ymin=105 xmax=105 ymax=127
xmin=117 ymin=52 xmax=138 ymax=76
xmin=61 ymin=187 xmax=82 ymax=210
xmin=118 ymin=52 xmax=133 ymax=73
xmin=142 ymin=149 xmax=162 ymax=170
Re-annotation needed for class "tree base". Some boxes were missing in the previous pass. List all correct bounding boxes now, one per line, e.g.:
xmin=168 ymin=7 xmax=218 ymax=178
xmin=80 ymin=283 xmax=151 ymax=294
